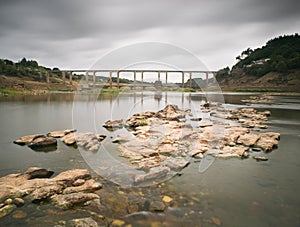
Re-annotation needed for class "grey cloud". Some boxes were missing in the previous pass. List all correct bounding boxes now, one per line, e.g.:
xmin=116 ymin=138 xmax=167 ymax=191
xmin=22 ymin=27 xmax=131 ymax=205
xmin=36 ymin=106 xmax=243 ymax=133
xmin=0 ymin=0 xmax=299 ymax=70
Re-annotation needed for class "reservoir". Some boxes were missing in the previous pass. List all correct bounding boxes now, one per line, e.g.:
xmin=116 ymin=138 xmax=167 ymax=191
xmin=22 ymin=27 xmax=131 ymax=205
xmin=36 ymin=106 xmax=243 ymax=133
xmin=0 ymin=92 xmax=299 ymax=226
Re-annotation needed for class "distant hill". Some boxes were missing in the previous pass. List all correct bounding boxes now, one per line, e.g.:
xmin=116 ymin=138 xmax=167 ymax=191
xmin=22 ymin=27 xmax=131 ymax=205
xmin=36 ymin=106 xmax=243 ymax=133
xmin=217 ymin=34 xmax=300 ymax=92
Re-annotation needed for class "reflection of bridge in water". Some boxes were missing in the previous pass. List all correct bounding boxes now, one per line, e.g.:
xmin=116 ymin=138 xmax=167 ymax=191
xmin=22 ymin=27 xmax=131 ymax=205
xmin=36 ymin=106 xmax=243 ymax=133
xmin=43 ymin=69 xmax=217 ymax=89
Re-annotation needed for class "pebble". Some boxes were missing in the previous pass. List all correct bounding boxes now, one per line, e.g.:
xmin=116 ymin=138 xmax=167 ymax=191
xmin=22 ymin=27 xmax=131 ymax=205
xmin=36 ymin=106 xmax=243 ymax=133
xmin=13 ymin=198 xmax=25 ymax=207
xmin=111 ymin=219 xmax=125 ymax=226
xmin=12 ymin=210 xmax=27 ymax=219
xmin=162 ymin=195 xmax=173 ymax=203
xmin=5 ymin=198 xmax=13 ymax=205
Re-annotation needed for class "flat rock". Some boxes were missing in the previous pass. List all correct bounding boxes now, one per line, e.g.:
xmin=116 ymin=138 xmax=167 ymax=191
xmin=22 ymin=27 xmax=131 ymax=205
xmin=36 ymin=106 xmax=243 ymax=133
xmin=13 ymin=134 xmax=44 ymax=145
xmin=134 ymin=166 xmax=170 ymax=184
xmin=163 ymin=157 xmax=189 ymax=170
xmin=237 ymin=133 xmax=260 ymax=146
xmin=200 ymin=122 xmax=213 ymax=127
xmin=63 ymin=179 xmax=102 ymax=194
xmin=51 ymin=192 xmax=100 ymax=208
xmin=256 ymin=132 xmax=280 ymax=151
xmin=253 ymin=155 xmax=268 ymax=161
xmin=47 ymin=129 xmax=76 ymax=138
xmin=61 ymin=132 xmax=76 ymax=145
xmin=217 ymin=146 xmax=249 ymax=158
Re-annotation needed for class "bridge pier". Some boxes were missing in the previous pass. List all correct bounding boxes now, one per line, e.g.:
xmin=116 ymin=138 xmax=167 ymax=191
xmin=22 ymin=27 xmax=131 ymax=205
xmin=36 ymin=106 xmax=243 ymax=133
xmin=109 ymin=71 xmax=113 ymax=89
xmin=182 ymin=72 xmax=184 ymax=88
xmin=158 ymin=71 xmax=161 ymax=82
xmin=93 ymin=71 xmax=96 ymax=88
xmin=141 ymin=72 xmax=144 ymax=90
xmin=117 ymin=71 xmax=120 ymax=88
xmin=206 ymin=72 xmax=208 ymax=87
xmin=62 ymin=71 xmax=66 ymax=85
xmin=189 ymin=72 xmax=192 ymax=88
xmin=134 ymin=71 xmax=136 ymax=89
xmin=69 ymin=72 xmax=73 ymax=85
xmin=165 ymin=72 xmax=168 ymax=86
xmin=46 ymin=71 xmax=50 ymax=84
xmin=85 ymin=71 xmax=89 ymax=84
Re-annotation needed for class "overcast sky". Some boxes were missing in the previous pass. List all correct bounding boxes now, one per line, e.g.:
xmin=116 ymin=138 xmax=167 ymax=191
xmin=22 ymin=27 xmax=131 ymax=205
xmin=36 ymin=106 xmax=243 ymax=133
xmin=0 ymin=0 xmax=299 ymax=71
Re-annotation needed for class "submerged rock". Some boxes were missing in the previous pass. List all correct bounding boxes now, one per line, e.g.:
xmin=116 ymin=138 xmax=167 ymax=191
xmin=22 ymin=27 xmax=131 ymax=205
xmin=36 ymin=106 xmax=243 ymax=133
xmin=134 ymin=166 xmax=170 ymax=184
xmin=253 ymin=155 xmax=268 ymax=161
xmin=69 ymin=217 xmax=99 ymax=227
xmin=0 ymin=204 xmax=17 ymax=218
xmin=0 ymin=168 xmax=102 ymax=215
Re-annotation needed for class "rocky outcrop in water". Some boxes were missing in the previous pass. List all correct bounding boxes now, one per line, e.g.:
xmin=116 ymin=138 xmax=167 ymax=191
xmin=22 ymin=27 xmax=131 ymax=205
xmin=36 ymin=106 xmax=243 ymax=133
xmin=14 ymin=130 xmax=106 ymax=152
xmin=0 ymin=167 xmax=102 ymax=218
xmin=104 ymin=104 xmax=280 ymax=183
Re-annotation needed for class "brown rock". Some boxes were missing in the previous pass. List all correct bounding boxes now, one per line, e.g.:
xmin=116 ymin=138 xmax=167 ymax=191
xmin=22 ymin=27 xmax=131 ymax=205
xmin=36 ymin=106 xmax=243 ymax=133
xmin=51 ymin=192 xmax=100 ymax=208
xmin=13 ymin=198 xmax=25 ymax=207
xmin=63 ymin=179 xmax=102 ymax=194
xmin=28 ymin=136 xmax=57 ymax=150
xmin=134 ymin=166 xmax=170 ymax=184
xmin=69 ymin=217 xmax=99 ymax=227
xmin=103 ymin=119 xmax=124 ymax=130
xmin=237 ymin=133 xmax=260 ymax=146
xmin=61 ymin=132 xmax=76 ymax=145
xmin=155 ymin=104 xmax=186 ymax=121
xmin=47 ymin=129 xmax=76 ymax=138
xmin=149 ymin=200 xmax=166 ymax=212
xmin=13 ymin=134 xmax=44 ymax=145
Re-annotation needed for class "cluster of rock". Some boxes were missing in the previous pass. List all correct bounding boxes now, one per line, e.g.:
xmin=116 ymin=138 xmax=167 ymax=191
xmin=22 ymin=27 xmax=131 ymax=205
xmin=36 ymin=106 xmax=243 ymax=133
xmin=14 ymin=129 xmax=106 ymax=152
xmin=0 ymin=167 xmax=102 ymax=219
xmin=211 ymin=108 xmax=271 ymax=129
xmin=241 ymin=94 xmax=271 ymax=104
xmin=104 ymin=104 xmax=280 ymax=183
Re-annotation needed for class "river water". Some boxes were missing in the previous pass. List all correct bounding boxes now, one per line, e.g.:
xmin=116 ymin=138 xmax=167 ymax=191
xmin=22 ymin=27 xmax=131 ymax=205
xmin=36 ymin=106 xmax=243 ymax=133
xmin=0 ymin=92 xmax=299 ymax=226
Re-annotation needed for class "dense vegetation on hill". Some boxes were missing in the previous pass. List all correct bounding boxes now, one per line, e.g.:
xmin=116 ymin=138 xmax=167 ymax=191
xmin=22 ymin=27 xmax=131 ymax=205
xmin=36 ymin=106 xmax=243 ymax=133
xmin=216 ymin=34 xmax=300 ymax=91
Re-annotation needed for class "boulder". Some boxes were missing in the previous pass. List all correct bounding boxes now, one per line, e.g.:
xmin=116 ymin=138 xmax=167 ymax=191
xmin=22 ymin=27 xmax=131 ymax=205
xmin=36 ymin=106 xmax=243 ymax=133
xmin=25 ymin=167 xmax=54 ymax=179
xmin=255 ymin=132 xmax=280 ymax=151
xmin=13 ymin=134 xmax=44 ymax=145
xmin=103 ymin=119 xmax=124 ymax=130
xmin=28 ymin=136 xmax=57 ymax=150
xmin=155 ymin=104 xmax=186 ymax=121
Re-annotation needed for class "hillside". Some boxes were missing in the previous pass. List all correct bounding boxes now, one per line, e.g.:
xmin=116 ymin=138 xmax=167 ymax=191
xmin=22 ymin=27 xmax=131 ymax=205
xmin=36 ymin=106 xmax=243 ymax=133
xmin=217 ymin=34 xmax=300 ymax=92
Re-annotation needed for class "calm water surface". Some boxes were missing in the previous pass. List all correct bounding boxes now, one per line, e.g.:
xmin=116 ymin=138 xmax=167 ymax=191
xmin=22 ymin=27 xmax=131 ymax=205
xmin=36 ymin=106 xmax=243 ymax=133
xmin=0 ymin=92 xmax=299 ymax=226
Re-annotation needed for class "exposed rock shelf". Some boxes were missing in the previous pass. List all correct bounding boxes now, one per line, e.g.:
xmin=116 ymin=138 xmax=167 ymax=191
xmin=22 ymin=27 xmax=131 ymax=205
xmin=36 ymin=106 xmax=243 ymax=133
xmin=104 ymin=104 xmax=280 ymax=183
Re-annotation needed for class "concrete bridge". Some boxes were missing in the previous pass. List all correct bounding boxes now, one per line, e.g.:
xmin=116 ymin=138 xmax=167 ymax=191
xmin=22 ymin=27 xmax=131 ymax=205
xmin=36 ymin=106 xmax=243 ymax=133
xmin=42 ymin=69 xmax=218 ymax=89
